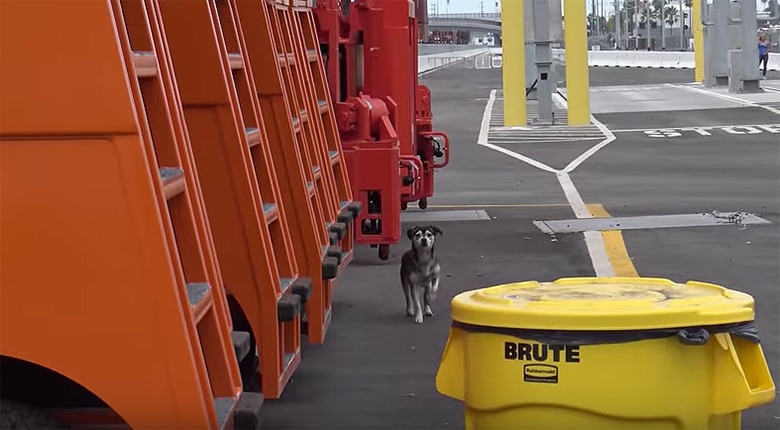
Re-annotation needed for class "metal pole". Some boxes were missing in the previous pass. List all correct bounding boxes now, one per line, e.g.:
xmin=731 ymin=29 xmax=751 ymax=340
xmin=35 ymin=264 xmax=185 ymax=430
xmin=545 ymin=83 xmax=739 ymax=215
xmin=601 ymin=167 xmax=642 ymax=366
xmin=712 ymin=0 xmax=729 ymax=85
xmin=501 ymin=0 xmax=526 ymax=125
xmin=615 ymin=0 xmax=622 ymax=48
xmin=679 ymin=0 xmax=685 ymax=49
xmin=740 ymin=0 xmax=760 ymax=85
xmin=661 ymin=0 xmax=666 ymax=49
xmin=564 ymin=0 xmax=591 ymax=125
xmin=645 ymin=0 xmax=651 ymax=48
xmin=532 ymin=0 xmax=553 ymax=123
xmin=693 ymin=0 xmax=705 ymax=81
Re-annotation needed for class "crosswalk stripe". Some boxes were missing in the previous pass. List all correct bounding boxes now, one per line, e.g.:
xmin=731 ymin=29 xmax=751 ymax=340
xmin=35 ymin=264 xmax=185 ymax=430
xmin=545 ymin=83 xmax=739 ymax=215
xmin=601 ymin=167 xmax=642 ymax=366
xmin=487 ymin=92 xmax=606 ymax=144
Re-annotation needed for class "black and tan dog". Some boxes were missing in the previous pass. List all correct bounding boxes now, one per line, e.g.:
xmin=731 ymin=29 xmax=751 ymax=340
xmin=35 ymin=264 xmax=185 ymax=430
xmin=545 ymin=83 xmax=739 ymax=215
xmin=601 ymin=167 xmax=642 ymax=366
xmin=399 ymin=225 xmax=443 ymax=324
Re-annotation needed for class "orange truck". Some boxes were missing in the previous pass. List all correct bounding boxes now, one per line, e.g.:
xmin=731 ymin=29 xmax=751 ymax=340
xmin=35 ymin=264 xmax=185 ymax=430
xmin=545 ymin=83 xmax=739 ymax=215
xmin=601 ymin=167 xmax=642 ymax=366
xmin=0 ymin=0 xmax=360 ymax=428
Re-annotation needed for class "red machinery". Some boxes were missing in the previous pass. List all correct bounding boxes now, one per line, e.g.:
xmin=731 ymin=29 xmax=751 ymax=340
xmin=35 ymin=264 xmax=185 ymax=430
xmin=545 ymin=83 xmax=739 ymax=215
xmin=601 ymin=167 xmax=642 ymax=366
xmin=314 ymin=0 xmax=450 ymax=260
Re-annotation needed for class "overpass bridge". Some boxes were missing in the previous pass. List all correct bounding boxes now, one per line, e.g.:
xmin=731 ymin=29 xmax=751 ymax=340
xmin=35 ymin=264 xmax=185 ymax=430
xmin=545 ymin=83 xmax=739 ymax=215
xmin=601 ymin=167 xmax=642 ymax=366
xmin=427 ymin=12 xmax=502 ymax=33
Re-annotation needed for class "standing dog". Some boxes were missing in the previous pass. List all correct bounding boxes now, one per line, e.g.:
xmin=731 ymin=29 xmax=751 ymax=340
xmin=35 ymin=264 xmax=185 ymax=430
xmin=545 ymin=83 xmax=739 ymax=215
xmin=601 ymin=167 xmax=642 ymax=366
xmin=400 ymin=225 xmax=443 ymax=324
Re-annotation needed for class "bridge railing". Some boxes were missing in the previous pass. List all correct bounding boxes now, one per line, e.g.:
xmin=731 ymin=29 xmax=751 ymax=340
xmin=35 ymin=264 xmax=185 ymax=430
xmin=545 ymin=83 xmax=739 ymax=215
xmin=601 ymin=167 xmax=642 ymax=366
xmin=428 ymin=12 xmax=501 ymax=20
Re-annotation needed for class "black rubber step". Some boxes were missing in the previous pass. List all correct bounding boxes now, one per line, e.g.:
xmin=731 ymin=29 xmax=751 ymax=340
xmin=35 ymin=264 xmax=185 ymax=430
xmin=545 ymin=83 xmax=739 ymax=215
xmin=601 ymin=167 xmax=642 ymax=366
xmin=277 ymin=294 xmax=301 ymax=322
xmin=347 ymin=201 xmax=362 ymax=217
xmin=337 ymin=208 xmax=353 ymax=225
xmin=326 ymin=245 xmax=343 ymax=264
xmin=328 ymin=222 xmax=347 ymax=240
xmin=328 ymin=231 xmax=339 ymax=245
xmin=231 ymin=331 xmax=252 ymax=362
xmin=322 ymin=256 xmax=339 ymax=280
xmin=234 ymin=392 xmax=265 ymax=430
xmin=291 ymin=277 xmax=313 ymax=303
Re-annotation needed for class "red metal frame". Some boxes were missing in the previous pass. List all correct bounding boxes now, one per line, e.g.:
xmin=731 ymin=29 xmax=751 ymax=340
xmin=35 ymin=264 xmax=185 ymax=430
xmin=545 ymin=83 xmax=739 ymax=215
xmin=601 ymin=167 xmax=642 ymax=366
xmin=313 ymin=0 xmax=450 ymax=260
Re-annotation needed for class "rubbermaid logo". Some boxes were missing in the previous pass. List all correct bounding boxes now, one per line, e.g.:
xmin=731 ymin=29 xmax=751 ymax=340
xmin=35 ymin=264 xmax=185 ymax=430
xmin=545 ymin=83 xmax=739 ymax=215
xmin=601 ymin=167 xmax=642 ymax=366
xmin=523 ymin=364 xmax=559 ymax=384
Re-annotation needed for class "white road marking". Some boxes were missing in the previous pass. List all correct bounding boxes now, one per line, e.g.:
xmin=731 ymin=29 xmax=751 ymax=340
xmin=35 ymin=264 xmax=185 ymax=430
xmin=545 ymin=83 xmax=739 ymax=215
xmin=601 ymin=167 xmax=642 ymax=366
xmin=611 ymin=123 xmax=780 ymax=134
xmin=557 ymin=172 xmax=615 ymax=277
xmin=668 ymin=84 xmax=780 ymax=116
xmin=552 ymin=92 xmax=618 ymax=174
xmin=477 ymin=90 xmax=558 ymax=173
xmin=476 ymin=89 xmax=616 ymax=277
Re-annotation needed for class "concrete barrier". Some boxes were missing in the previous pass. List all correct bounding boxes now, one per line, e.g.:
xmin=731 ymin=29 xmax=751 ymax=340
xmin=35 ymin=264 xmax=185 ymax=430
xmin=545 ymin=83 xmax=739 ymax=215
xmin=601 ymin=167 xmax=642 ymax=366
xmin=418 ymin=44 xmax=487 ymax=55
xmin=549 ymin=48 xmax=779 ymax=71
xmin=417 ymin=47 xmax=492 ymax=75
xmin=417 ymin=45 xmax=779 ymax=73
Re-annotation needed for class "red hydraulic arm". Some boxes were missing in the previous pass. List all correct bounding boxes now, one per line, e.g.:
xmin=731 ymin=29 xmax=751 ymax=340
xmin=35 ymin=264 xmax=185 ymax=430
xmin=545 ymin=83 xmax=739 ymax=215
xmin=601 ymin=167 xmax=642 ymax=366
xmin=313 ymin=0 xmax=450 ymax=260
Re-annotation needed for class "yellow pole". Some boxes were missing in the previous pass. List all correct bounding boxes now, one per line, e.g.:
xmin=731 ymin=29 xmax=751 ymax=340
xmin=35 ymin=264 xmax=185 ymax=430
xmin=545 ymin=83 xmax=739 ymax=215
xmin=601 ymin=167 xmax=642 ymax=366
xmin=693 ymin=0 xmax=704 ymax=82
xmin=501 ymin=0 xmax=526 ymax=126
xmin=563 ymin=0 xmax=590 ymax=126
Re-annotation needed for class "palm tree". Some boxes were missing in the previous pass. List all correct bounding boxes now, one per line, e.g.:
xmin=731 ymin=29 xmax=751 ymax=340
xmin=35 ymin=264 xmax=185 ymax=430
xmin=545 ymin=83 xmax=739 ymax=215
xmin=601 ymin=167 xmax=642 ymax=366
xmin=651 ymin=0 xmax=665 ymax=48
xmin=622 ymin=0 xmax=638 ymax=34
xmin=664 ymin=5 xmax=679 ymax=33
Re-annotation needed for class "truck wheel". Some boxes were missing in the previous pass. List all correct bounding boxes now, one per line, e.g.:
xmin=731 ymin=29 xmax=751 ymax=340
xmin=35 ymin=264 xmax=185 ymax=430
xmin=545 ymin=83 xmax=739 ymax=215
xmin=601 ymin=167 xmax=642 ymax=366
xmin=0 ymin=399 xmax=66 ymax=429
xmin=418 ymin=198 xmax=428 ymax=210
xmin=401 ymin=201 xmax=408 ymax=211
xmin=378 ymin=244 xmax=390 ymax=260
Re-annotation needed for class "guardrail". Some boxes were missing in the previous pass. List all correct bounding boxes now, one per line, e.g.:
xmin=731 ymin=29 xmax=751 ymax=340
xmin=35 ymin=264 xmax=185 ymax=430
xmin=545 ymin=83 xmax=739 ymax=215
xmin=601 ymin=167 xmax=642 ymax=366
xmin=427 ymin=12 xmax=501 ymax=20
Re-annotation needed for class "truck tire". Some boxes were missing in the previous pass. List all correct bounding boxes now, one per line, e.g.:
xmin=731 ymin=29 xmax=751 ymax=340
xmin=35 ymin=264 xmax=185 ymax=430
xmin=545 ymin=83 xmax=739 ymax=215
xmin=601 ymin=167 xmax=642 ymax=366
xmin=0 ymin=399 xmax=66 ymax=430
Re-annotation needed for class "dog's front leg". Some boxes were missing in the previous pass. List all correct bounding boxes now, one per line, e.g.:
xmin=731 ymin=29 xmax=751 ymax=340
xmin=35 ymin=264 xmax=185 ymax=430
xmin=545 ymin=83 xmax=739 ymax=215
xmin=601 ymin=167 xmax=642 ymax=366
xmin=430 ymin=275 xmax=440 ymax=301
xmin=412 ymin=287 xmax=424 ymax=324
xmin=423 ymin=286 xmax=434 ymax=317
xmin=402 ymin=281 xmax=413 ymax=316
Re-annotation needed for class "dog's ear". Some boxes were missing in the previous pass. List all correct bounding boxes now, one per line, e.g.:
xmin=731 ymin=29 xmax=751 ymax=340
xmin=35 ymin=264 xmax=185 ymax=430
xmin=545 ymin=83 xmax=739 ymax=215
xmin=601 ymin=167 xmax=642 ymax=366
xmin=428 ymin=225 xmax=443 ymax=236
xmin=406 ymin=226 xmax=419 ymax=240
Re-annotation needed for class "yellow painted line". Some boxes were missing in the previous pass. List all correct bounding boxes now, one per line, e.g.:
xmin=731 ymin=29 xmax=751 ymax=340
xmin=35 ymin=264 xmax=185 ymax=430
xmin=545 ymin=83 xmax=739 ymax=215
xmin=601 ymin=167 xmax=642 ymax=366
xmin=586 ymin=204 xmax=639 ymax=277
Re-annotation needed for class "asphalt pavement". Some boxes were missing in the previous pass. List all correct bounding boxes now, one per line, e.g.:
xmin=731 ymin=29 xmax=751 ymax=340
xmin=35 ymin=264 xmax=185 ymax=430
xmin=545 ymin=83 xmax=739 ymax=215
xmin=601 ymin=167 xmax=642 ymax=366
xmin=262 ymin=61 xmax=780 ymax=429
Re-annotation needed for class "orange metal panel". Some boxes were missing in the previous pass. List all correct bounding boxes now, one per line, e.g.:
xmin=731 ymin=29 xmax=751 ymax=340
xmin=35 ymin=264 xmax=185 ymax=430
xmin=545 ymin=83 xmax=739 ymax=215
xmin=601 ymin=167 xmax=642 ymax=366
xmin=0 ymin=1 xmax=139 ymax=136
xmin=0 ymin=136 xmax=213 ymax=429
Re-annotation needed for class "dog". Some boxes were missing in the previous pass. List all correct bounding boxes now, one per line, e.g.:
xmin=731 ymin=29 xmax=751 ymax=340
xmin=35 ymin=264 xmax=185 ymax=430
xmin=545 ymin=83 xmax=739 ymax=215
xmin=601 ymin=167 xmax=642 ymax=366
xmin=400 ymin=225 xmax=443 ymax=324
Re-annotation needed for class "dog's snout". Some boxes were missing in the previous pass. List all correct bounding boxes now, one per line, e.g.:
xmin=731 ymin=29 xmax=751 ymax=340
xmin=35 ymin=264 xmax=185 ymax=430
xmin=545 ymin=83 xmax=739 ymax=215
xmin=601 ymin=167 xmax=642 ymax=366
xmin=420 ymin=238 xmax=428 ymax=246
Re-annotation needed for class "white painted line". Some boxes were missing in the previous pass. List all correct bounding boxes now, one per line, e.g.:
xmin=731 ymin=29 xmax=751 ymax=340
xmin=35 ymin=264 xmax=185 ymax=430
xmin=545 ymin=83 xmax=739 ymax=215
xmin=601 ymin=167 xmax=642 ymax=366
xmin=477 ymin=89 xmax=496 ymax=145
xmin=552 ymin=92 xmax=618 ymax=174
xmin=611 ymin=123 xmax=780 ymax=133
xmin=477 ymin=89 xmax=616 ymax=278
xmin=477 ymin=142 xmax=559 ymax=172
xmin=668 ymin=84 xmax=780 ymax=116
xmin=555 ymin=172 xmax=590 ymax=218
xmin=556 ymin=172 xmax=615 ymax=277
xmin=477 ymin=89 xmax=558 ymax=173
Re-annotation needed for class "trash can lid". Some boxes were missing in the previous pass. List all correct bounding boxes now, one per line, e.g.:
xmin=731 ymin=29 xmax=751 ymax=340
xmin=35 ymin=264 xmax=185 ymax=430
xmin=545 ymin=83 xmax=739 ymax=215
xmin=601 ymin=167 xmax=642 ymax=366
xmin=450 ymin=277 xmax=755 ymax=331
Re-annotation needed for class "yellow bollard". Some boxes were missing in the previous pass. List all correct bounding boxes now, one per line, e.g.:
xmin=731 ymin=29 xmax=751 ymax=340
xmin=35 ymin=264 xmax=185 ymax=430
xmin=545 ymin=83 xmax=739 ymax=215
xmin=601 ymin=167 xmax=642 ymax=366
xmin=693 ymin=0 xmax=705 ymax=82
xmin=500 ymin=0 xmax=526 ymax=126
xmin=563 ymin=0 xmax=590 ymax=126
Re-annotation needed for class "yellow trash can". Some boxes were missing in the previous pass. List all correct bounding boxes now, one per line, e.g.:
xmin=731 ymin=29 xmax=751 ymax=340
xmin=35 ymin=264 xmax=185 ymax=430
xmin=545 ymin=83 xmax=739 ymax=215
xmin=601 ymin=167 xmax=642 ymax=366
xmin=435 ymin=277 xmax=775 ymax=430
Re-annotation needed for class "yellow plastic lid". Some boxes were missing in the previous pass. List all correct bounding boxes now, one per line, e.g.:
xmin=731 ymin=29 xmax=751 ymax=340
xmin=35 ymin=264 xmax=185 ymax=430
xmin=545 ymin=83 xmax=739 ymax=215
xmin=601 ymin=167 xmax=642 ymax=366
xmin=450 ymin=277 xmax=755 ymax=331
